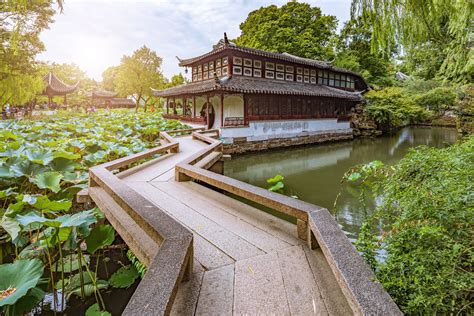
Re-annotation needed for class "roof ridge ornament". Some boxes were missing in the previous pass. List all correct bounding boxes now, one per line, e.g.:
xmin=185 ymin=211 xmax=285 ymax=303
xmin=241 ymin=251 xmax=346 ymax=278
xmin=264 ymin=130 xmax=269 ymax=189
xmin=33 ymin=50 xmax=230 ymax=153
xmin=224 ymin=32 xmax=229 ymax=45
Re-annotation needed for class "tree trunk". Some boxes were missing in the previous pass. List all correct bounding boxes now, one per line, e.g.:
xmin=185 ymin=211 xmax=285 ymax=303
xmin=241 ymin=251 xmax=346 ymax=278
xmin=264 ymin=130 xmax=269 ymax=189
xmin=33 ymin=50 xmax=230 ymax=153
xmin=143 ymin=96 xmax=151 ymax=113
xmin=135 ymin=94 xmax=141 ymax=112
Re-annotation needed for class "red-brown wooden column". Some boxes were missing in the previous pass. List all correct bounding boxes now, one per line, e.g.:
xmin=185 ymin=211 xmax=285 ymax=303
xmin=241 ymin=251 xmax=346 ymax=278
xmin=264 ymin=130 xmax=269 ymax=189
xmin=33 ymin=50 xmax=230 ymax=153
xmin=206 ymin=94 xmax=210 ymax=129
xmin=220 ymin=93 xmax=224 ymax=127
xmin=243 ymin=94 xmax=248 ymax=125
xmin=166 ymin=98 xmax=169 ymax=114
xmin=193 ymin=96 xmax=196 ymax=118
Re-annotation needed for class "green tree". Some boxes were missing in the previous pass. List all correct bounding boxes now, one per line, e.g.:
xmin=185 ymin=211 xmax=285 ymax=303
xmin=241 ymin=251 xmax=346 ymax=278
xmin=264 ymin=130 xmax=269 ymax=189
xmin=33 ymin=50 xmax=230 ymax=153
xmin=235 ymin=2 xmax=337 ymax=61
xmin=0 ymin=0 xmax=57 ymax=107
xmin=115 ymin=46 xmax=165 ymax=112
xmin=101 ymin=66 xmax=120 ymax=92
xmin=165 ymin=73 xmax=186 ymax=88
xmin=334 ymin=17 xmax=395 ymax=87
xmin=351 ymin=0 xmax=473 ymax=83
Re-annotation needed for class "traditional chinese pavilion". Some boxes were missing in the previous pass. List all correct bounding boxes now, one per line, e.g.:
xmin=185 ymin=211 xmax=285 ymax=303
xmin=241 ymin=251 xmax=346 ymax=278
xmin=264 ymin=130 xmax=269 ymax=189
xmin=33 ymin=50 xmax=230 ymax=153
xmin=42 ymin=72 xmax=79 ymax=106
xmin=153 ymin=35 xmax=368 ymax=152
xmin=87 ymin=90 xmax=135 ymax=108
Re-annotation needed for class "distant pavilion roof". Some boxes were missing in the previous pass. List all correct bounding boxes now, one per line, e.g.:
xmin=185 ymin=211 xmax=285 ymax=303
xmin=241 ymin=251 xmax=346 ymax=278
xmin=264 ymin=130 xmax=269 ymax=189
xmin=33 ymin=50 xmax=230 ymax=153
xmin=87 ymin=90 xmax=118 ymax=99
xmin=152 ymin=76 xmax=362 ymax=101
xmin=42 ymin=72 xmax=79 ymax=97
xmin=109 ymin=98 xmax=135 ymax=107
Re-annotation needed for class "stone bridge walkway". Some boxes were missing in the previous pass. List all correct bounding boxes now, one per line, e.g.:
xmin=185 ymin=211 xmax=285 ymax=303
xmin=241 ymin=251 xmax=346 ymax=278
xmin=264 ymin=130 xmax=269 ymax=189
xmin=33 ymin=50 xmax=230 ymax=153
xmin=119 ymin=135 xmax=351 ymax=315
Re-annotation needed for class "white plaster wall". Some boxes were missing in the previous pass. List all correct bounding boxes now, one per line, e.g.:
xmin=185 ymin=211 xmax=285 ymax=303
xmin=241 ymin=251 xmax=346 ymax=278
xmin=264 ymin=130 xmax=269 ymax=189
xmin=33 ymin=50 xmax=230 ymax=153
xmin=210 ymin=95 xmax=221 ymax=128
xmin=220 ymin=119 xmax=352 ymax=142
xmin=223 ymin=94 xmax=244 ymax=118
xmin=195 ymin=96 xmax=206 ymax=115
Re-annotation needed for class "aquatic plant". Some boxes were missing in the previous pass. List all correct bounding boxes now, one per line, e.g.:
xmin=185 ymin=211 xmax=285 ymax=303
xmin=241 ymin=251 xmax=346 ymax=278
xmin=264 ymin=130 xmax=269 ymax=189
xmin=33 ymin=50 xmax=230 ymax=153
xmin=0 ymin=110 xmax=190 ymax=314
xmin=340 ymin=136 xmax=474 ymax=313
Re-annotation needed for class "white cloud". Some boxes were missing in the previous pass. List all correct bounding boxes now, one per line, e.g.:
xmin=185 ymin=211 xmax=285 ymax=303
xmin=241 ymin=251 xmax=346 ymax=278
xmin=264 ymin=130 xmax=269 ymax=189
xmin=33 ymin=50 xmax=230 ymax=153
xmin=38 ymin=0 xmax=351 ymax=81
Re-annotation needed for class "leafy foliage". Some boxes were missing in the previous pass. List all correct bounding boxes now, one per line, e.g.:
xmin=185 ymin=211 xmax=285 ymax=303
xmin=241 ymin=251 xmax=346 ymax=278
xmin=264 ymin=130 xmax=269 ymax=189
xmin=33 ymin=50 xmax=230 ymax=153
xmin=0 ymin=110 xmax=190 ymax=314
xmin=0 ymin=259 xmax=44 ymax=307
xmin=352 ymin=0 xmax=473 ymax=82
xmin=342 ymin=137 xmax=474 ymax=313
xmin=334 ymin=16 xmax=395 ymax=87
xmin=414 ymin=87 xmax=457 ymax=112
xmin=86 ymin=224 xmax=115 ymax=254
xmin=86 ymin=303 xmax=112 ymax=316
xmin=266 ymin=174 xmax=285 ymax=193
xmin=363 ymin=87 xmax=431 ymax=126
xmin=0 ymin=1 xmax=56 ymax=107
xmin=235 ymin=2 xmax=337 ymax=61
xmin=126 ymin=250 xmax=147 ymax=278
xmin=114 ymin=46 xmax=166 ymax=112
xmin=109 ymin=265 xmax=139 ymax=289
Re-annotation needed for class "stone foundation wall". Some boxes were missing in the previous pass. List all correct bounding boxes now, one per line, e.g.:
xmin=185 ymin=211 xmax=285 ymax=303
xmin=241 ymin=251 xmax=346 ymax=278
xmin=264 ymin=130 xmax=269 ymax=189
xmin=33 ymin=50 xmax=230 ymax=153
xmin=223 ymin=132 xmax=353 ymax=154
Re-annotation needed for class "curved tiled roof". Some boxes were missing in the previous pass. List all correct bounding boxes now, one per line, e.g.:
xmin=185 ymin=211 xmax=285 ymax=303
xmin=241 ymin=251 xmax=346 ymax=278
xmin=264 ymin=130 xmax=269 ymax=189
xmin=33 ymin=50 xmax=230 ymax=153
xmin=87 ymin=90 xmax=118 ymax=98
xmin=152 ymin=76 xmax=362 ymax=101
xmin=42 ymin=72 xmax=79 ymax=96
xmin=178 ymin=42 xmax=363 ymax=79
xmin=110 ymin=98 xmax=135 ymax=106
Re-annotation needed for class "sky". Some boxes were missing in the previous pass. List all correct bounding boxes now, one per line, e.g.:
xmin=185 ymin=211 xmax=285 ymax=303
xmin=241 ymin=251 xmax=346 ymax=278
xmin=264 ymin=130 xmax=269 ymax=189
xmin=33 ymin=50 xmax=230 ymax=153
xmin=38 ymin=0 xmax=352 ymax=81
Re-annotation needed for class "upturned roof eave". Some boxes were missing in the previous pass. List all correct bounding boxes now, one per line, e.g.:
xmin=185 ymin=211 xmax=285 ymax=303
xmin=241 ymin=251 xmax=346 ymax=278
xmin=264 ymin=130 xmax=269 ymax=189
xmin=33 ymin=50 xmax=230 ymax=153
xmin=152 ymin=77 xmax=362 ymax=101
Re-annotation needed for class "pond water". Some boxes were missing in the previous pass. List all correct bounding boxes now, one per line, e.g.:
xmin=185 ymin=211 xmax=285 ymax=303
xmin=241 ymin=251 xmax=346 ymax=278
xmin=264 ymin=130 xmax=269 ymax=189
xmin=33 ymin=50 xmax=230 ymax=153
xmin=224 ymin=127 xmax=458 ymax=241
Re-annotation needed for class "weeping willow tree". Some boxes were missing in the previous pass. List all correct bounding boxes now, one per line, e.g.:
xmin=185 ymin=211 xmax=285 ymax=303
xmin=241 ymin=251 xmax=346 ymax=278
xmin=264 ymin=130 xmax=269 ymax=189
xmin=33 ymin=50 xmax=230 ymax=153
xmin=351 ymin=0 xmax=473 ymax=83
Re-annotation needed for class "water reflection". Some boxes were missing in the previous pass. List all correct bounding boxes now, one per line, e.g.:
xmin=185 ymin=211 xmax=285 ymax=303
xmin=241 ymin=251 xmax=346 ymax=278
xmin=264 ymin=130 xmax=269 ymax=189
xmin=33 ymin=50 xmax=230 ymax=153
xmin=225 ymin=127 xmax=458 ymax=240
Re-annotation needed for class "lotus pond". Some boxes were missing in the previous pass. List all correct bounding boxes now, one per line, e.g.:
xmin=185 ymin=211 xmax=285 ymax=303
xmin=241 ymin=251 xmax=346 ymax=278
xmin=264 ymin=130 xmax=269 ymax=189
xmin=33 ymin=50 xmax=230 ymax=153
xmin=0 ymin=110 xmax=189 ymax=315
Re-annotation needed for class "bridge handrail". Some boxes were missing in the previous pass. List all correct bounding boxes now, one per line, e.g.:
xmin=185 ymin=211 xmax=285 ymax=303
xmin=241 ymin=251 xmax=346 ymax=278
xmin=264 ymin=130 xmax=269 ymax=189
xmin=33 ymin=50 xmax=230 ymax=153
xmin=88 ymin=129 xmax=197 ymax=316
xmin=175 ymin=130 xmax=402 ymax=315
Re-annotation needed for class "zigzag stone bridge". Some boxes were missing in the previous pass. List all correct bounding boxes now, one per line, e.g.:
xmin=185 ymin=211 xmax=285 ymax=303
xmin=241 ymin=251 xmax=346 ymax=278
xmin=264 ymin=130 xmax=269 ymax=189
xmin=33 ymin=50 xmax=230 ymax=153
xmin=78 ymin=128 xmax=401 ymax=315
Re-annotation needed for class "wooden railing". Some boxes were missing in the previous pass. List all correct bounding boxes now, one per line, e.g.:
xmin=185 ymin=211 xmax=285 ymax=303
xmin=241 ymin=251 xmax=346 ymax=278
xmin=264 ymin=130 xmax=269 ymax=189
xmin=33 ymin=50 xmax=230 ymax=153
xmin=175 ymin=130 xmax=402 ymax=315
xmin=85 ymin=129 xmax=200 ymax=315
xmin=163 ymin=113 xmax=206 ymax=124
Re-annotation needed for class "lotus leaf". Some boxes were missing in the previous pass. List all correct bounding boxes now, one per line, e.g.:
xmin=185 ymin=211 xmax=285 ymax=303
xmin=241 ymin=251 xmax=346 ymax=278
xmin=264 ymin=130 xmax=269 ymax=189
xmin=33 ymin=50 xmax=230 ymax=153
xmin=17 ymin=209 xmax=96 ymax=228
xmin=0 ymin=216 xmax=21 ymax=241
xmin=109 ymin=265 xmax=139 ymax=289
xmin=85 ymin=303 xmax=112 ymax=316
xmin=50 ymin=158 xmax=79 ymax=173
xmin=0 ymin=259 xmax=44 ymax=307
xmin=33 ymin=171 xmax=63 ymax=192
xmin=52 ymin=254 xmax=90 ymax=273
xmin=31 ymin=195 xmax=72 ymax=212
xmin=10 ymin=160 xmax=47 ymax=178
xmin=25 ymin=149 xmax=54 ymax=165
xmin=86 ymin=224 xmax=115 ymax=254
xmin=53 ymin=150 xmax=81 ymax=160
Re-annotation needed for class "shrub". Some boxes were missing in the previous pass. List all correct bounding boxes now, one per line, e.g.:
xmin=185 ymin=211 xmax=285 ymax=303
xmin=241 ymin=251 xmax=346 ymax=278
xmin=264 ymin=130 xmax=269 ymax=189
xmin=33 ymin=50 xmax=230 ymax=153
xmin=402 ymin=79 xmax=441 ymax=94
xmin=415 ymin=87 xmax=457 ymax=112
xmin=343 ymin=136 xmax=474 ymax=313
xmin=364 ymin=87 xmax=431 ymax=126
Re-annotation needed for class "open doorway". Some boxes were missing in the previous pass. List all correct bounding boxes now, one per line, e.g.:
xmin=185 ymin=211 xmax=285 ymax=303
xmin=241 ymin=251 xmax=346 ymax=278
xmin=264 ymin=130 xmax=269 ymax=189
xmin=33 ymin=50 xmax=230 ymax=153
xmin=200 ymin=102 xmax=215 ymax=129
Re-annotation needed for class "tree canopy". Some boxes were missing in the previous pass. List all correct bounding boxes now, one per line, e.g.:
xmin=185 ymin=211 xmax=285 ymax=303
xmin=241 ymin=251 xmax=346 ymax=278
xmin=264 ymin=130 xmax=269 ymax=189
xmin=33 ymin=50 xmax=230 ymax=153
xmin=114 ymin=46 xmax=166 ymax=112
xmin=334 ymin=16 xmax=395 ymax=87
xmin=165 ymin=73 xmax=186 ymax=88
xmin=0 ymin=0 xmax=57 ymax=107
xmin=235 ymin=2 xmax=337 ymax=61
xmin=351 ymin=0 xmax=473 ymax=83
